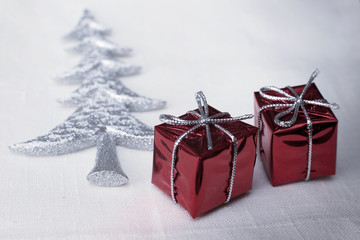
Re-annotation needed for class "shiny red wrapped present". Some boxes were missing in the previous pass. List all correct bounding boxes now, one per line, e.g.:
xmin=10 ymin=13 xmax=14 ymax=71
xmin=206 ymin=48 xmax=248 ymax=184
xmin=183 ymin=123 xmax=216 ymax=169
xmin=152 ymin=92 xmax=257 ymax=218
xmin=254 ymin=70 xmax=339 ymax=186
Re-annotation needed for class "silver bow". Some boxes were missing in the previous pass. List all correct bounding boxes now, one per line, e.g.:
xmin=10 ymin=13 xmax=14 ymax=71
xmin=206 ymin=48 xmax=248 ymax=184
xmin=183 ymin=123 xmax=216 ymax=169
xmin=257 ymin=69 xmax=339 ymax=180
xmin=160 ymin=91 xmax=253 ymax=203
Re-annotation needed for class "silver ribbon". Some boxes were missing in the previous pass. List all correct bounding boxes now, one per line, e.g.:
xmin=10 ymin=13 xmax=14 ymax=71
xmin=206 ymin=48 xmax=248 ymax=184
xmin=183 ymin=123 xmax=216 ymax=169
xmin=160 ymin=91 xmax=253 ymax=203
xmin=257 ymin=69 xmax=339 ymax=180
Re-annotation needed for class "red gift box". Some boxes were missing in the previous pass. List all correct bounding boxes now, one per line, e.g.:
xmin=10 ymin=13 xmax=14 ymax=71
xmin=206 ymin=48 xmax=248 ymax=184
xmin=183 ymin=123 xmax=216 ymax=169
xmin=254 ymin=70 xmax=339 ymax=186
xmin=152 ymin=92 xmax=257 ymax=218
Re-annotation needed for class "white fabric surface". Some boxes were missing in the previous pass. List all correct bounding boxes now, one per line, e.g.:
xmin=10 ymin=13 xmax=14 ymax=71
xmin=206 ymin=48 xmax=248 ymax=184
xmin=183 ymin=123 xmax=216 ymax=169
xmin=1 ymin=0 xmax=360 ymax=239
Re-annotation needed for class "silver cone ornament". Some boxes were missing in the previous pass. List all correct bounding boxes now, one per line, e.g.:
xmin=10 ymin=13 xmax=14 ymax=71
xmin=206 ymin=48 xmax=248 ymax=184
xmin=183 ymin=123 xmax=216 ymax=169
xmin=87 ymin=130 xmax=128 ymax=187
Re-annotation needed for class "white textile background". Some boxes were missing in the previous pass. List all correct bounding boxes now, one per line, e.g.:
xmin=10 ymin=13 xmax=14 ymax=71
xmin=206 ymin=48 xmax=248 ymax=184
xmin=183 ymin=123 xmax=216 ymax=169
xmin=1 ymin=0 xmax=360 ymax=239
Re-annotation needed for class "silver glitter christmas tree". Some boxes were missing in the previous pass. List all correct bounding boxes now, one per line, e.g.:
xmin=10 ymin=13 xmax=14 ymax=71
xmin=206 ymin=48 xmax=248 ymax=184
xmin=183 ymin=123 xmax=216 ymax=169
xmin=10 ymin=9 xmax=166 ymax=187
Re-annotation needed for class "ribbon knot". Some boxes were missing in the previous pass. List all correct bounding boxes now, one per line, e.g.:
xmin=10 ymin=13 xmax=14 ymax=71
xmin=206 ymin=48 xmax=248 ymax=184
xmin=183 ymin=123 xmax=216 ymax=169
xmin=199 ymin=118 xmax=211 ymax=124
xmin=257 ymin=69 xmax=339 ymax=181
xmin=160 ymin=91 xmax=253 ymax=203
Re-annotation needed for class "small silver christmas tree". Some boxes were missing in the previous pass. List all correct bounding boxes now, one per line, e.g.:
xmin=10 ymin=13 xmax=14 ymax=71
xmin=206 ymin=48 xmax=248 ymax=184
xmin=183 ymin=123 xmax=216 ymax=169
xmin=10 ymin=9 xmax=165 ymax=187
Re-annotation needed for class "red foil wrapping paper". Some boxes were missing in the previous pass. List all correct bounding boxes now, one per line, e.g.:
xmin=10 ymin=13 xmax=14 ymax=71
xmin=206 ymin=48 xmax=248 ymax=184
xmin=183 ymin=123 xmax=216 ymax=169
xmin=254 ymin=83 xmax=338 ymax=186
xmin=152 ymin=106 xmax=257 ymax=218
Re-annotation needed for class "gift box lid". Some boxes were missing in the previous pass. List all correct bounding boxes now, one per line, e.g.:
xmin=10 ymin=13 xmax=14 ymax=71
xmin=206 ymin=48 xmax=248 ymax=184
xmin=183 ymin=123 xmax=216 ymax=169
xmin=254 ymin=83 xmax=338 ymax=132
xmin=155 ymin=105 xmax=258 ymax=158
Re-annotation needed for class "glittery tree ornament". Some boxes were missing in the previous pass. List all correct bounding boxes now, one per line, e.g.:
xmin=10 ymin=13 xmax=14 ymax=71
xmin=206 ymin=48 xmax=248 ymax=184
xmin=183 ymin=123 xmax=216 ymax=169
xmin=10 ymin=9 xmax=166 ymax=187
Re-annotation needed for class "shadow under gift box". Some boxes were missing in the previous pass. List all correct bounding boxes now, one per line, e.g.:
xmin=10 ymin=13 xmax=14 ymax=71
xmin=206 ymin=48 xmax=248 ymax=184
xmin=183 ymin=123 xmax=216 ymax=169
xmin=152 ymin=106 xmax=257 ymax=218
xmin=254 ymin=83 xmax=338 ymax=186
